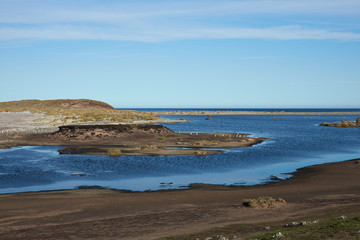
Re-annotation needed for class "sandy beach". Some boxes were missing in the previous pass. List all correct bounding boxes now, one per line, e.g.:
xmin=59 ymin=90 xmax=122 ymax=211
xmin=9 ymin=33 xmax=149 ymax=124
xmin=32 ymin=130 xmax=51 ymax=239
xmin=0 ymin=159 xmax=359 ymax=239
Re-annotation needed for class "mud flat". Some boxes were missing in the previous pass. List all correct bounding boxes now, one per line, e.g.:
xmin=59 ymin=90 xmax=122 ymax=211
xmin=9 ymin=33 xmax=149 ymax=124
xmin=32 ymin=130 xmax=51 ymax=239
xmin=0 ymin=159 xmax=359 ymax=239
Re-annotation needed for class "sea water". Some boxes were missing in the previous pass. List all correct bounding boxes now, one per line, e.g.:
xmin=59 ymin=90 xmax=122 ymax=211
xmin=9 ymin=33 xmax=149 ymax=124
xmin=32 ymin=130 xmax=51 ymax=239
xmin=0 ymin=113 xmax=359 ymax=194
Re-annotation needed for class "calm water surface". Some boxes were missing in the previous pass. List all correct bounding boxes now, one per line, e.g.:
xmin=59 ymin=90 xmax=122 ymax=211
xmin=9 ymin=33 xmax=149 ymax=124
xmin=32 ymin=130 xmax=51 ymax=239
xmin=0 ymin=114 xmax=359 ymax=194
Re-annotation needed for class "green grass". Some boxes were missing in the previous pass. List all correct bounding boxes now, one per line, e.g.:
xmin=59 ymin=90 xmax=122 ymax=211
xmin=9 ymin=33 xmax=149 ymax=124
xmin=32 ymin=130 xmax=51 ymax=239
xmin=247 ymin=217 xmax=360 ymax=240
xmin=158 ymin=136 xmax=167 ymax=141
xmin=161 ymin=216 xmax=360 ymax=240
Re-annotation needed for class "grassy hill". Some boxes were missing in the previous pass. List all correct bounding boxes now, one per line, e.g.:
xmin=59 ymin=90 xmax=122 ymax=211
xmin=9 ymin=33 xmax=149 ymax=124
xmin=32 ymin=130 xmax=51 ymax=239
xmin=0 ymin=99 xmax=157 ymax=124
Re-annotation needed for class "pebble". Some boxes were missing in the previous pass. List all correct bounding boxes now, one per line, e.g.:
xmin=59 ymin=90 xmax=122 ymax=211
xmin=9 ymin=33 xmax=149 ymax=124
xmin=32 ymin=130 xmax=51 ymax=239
xmin=300 ymin=221 xmax=308 ymax=226
xmin=272 ymin=232 xmax=284 ymax=238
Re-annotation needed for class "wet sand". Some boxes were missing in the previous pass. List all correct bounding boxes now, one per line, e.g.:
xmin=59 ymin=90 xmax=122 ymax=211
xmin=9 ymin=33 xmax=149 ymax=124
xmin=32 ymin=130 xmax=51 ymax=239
xmin=0 ymin=159 xmax=359 ymax=239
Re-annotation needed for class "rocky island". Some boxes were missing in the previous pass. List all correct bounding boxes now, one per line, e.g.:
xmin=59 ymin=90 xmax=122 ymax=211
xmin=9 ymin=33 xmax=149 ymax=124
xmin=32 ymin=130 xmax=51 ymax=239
xmin=320 ymin=118 xmax=360 ymax=127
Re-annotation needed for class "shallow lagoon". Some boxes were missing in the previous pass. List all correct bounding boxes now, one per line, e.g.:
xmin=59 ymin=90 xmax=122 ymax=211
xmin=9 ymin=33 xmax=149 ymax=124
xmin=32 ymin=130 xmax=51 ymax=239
xmin=0 ymin=114 xmax=359 ymax=194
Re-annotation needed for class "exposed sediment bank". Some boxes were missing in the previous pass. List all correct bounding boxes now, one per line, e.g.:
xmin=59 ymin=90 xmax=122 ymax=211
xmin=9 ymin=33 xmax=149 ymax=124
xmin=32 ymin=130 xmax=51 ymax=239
xmin=0 ymin=124 xmax=263 ymax=156
xmin=0 ymin=159 xmax=359 ymax=239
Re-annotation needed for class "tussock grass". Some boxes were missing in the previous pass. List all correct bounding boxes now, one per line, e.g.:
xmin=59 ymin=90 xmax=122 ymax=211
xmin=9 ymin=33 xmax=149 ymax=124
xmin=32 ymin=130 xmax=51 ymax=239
xmin=193 ymin=139 xmax=220 ymax=147
xmin=194 ymin=150 xmax=207 ymax=155
xmin=107 ymin=148 xmax=122 ymax=157
xmin=137 ymin=145 xmax=158 ymax=150
xmin=242 ymin=197 xmax=286 ymax=208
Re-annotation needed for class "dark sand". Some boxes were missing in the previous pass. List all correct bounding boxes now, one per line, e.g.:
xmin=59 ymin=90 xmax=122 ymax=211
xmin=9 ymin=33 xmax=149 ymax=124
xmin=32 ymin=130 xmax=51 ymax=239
xmin=0 ymin=159 xmax=359 ymax=239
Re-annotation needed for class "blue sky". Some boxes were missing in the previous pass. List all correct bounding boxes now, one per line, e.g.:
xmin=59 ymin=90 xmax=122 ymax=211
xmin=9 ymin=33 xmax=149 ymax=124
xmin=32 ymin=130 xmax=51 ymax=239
xmin=0 ymin=0 xmax=359 ymax=108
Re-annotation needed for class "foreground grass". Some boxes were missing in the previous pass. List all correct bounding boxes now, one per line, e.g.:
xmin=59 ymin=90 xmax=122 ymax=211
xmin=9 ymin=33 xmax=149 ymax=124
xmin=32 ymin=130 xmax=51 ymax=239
xmin=249 ymin=217 xmax=360 ymax=240
xmin=161 ymin=216 xmax=360 ymax=240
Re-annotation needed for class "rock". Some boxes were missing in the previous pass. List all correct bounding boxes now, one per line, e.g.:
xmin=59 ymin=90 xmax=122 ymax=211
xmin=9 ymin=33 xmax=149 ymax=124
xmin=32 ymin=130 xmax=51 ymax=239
xmin=52 ymin=124 xmax=174 ymax=140
xmin=264 ymin=226 xmax=271 ymax=230
xmin=272 ymin=232 xmax=284 ymax=238
xmin=218 ymin=237 xmax=228 ymax=240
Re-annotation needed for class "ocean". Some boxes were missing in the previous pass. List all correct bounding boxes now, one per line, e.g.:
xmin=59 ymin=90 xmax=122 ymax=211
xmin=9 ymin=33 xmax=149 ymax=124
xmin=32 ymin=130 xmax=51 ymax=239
xmin=118 ymin=108 xmax=360 ymax=112
xmin=0 ymin=110 xmax=359 ymax=194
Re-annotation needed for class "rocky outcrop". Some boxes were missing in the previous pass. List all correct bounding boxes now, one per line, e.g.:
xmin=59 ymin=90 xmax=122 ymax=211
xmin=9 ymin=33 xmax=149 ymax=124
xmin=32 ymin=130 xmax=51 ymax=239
xmin=51 ymin=124 xmax=174 ymax=140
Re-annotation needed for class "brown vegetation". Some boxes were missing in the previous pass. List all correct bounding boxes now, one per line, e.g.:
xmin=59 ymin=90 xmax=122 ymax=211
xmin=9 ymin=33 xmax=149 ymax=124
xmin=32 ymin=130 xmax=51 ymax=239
xmin=107 ymin=148 xmax=122 ymax=157
xmin=138 ymin=144 xmax=159 ymax=150
xmin=320 ymin=119 xmax=359 ymax=128
xmin=242 ymin=196 xmax=287 ymax=208
xmin=193 ymin=139 xmax=220 ymax=147
xmin=194 ymin=150 xmax=207 ymax=155
xmin=0 ymin=99 xmax=158 ymax=124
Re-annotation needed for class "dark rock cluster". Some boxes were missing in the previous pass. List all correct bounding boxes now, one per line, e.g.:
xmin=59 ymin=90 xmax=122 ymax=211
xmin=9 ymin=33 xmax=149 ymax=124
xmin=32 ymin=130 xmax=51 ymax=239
xmin=52 ymin=124 xmax=174 ymax=140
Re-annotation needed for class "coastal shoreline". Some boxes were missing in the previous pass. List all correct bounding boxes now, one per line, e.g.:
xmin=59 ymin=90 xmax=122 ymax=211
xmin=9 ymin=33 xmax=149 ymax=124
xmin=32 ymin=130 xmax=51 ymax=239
xmin=1 ymin=108 xmax=360 ymax=238
xmin=0 ymin=123 xmax=263 ymax=155
xmin=0 ymin=158 xmax=359 ymax=239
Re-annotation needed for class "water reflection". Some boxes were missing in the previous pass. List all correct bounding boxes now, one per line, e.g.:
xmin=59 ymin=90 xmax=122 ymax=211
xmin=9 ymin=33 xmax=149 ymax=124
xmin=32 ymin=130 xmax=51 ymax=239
xmin=0 ymin=114 xmax=359 ymax=193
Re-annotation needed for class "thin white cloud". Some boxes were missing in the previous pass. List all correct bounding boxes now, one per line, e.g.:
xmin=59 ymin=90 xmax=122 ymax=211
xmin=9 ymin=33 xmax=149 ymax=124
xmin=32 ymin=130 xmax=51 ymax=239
xmin=1 ymin=25 xmax=359 ymax=42
xmin=0 ymin=0 xmax=359 ymax=42
xmin=0 ymin=0 xmax=360 ymax=24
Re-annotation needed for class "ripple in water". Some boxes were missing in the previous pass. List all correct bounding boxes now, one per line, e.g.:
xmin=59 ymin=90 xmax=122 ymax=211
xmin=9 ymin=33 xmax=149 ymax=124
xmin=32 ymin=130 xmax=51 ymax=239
xmin=0 ymin=114 xmax=359 ymax=193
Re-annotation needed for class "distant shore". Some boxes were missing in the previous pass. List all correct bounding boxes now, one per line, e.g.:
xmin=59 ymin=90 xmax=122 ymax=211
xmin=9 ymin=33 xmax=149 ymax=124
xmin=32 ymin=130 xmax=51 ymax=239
xmin=153 ymin=110 xmax=360 ymax=115
xmin=1 ymin=110 xmax=359 ymax=137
